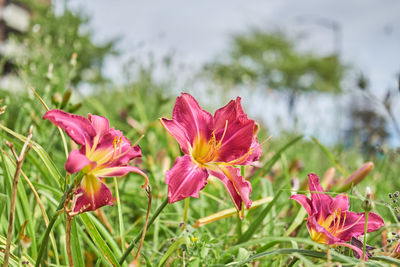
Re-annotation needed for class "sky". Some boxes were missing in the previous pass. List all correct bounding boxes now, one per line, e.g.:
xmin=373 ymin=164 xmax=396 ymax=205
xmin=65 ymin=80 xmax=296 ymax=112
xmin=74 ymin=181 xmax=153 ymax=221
xmin=64 ymin=0 xmax=400 ymax=145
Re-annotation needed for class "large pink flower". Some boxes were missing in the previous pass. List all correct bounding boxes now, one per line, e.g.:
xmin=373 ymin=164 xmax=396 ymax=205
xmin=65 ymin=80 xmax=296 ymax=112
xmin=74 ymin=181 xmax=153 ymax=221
xmin=290 ymin=173 xmax=384 ymax=260
xmin=44 ymin=109 xmax=148 ymax=215
xmin=161 ymin=93 xmax=262 ymax=212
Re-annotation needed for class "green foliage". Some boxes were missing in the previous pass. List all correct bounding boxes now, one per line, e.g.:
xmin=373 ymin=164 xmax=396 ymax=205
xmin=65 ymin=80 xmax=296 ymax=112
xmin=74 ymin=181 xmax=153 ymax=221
xmin=204 ymin=30 xmax=346 ymax=97
xmin=0 ymin=3 xmax=398 ymax=267
xmin=15 ymin=0 xmax=116 ymax=88
xmin=0 ymin=0 xmax=115 ymax=135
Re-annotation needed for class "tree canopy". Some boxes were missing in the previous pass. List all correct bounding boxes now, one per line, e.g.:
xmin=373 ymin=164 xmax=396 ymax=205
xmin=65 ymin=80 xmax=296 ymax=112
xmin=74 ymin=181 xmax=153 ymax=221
xmin=205 ymin=30 xmax=346 ymax=96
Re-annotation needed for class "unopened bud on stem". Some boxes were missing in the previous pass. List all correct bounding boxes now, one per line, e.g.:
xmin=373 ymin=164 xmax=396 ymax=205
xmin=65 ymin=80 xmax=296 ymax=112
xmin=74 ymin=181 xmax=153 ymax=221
xmin=362 ymin=199 xmax=374 ymax=212
xmin=362 ymin=187 xmax=374 ymax=212
xmin=339 ymin=162 xmax=374 ymax=192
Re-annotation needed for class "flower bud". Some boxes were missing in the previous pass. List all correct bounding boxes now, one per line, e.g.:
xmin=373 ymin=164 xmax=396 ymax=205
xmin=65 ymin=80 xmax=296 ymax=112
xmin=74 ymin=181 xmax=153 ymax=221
xmin=339 ymin=162 xmax=374 ymax=192
xmin=20 ymin=235 xmax=31 ymax=249
xmin=60 ymin=89 xmax=72 ymax=109
xmin=51 ymin=93 xmax=62 ymax=106
xmin=362 ymin=199 xmax=374 ymax=212
xmin=19 ymin=220 xmax=31 ymax=249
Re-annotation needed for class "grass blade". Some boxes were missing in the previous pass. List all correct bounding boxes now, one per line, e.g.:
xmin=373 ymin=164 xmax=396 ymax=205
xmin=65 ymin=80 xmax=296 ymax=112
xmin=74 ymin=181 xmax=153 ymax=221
xmin=0 ymin=193 xmax=6 ymax=218
xmin=70 ymin=219 xmax=84 ymax=266
xmin=1 ymin=153 xmax=38 ymax=258
xmin=283 ymin=208 xmax=307 ymax=237
xmin=0 ymin=124 xmax=63 ymax=187
xmin=158 ymin=236 xmax=189 ymax=267
xmin=233 ymin=248 xmax=362 ymax=266
xmin=311 ymin=136 xmax=348 ymax=176
xmin=114 ymin=177 xmax=125 ymax=251
xmin=252 ymin=135 xmax=303 ymax=185
xmin=79 ymin=213 xmax=120 ymax=267
xmin=371 ymin=256 xmax=400 ymax=266
xmin=86 ymin=213 xmax=122 ymax=258
xmin=237 ymin=190 xmax=282 ymax=244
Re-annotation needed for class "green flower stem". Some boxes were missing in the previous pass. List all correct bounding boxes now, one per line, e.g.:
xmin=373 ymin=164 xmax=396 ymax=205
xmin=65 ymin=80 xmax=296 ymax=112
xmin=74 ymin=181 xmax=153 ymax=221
xmin=35 ymin=185 xmax=72 ymax=267
xmin=236 ymin=166 xmax=245 ymax=235
xmin=363 ymin=211 xmax=369 ymax=261
xmin=182 ymin=197 xmax=190 ymax=229
xmin=236 ymin=215 xmax=242 ymax=236
xmin=119 ymin=197 xmax=169 ymax=265
xmin=114 ymin=177 xmax=125 ymax=251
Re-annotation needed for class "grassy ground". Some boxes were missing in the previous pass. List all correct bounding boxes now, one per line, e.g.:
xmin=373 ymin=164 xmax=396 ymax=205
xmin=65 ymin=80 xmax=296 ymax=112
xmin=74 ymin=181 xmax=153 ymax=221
xmin=0 ymin=86 xmax=399 ymax=267
xmin=0 ymin=3 xmax=399 ymax=266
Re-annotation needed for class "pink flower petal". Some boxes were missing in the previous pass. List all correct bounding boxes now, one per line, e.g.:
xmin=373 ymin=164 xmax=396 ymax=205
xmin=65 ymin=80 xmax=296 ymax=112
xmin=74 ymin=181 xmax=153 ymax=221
xmin=114 ymin=144 xmax=142 ymax=165
xmin=160 ymin=118 xmax=190 ymax=154
xmin=105 ymin=131 xmax=142 ymax=165
xmin=97 ymin=128 xmax=123 ymax=148
xmin=214 ymin=97 xmax=247 ymax=129
xmin=308 ymin=173 xmax=333 ymax=217
xmin=223 ymin=166 xmax=252 ymax=209
xmin=211 ymin=166 xmax=252 ymax=210
xmin=65 ymin=149 xmax=93 ymax=174
xmin=224 ymin=136 xmax=262 ymax=166
xmin=94 ymin=129 xmax=142 ymax=165
xmin=215 ymin=119 xmax=255 ymax=163
xmin=88 ymin=114 xmax=110 ymax=137
xmin=335 ymin=211 xmax=384 ymax=241
xmin=337 ymin=242 xmax=367 ymax=261
xmin=290 ymin=194 xmax=312 ymax=216
xmin=165 ymin=155 xmax=209 ymax=203
xmin=73 ymin=174 xmax=113 ymax=214
xmin=93 ymin=165 xmax=149 ymax=188
xmin=245 ymin=138 xmax=262 ymax=163
xmin=43 ymin=109 xmax=96 ymax=146
xmin=329 ymin=194 xmax=349 ymax=213
xmin=307 ymin=216 xmax=341 ymax=244
xmin=308 ymin=173 xmax=325 ymax=193
xmin=210 ymin=170 xmax=242 ymax=211
xmin=243 ymin=124 xmax=263 ymax=164
xmin=170 ymin=93 xmax=213 ymax=146
xmin=213 ymin=97 xmax=256 ymax=163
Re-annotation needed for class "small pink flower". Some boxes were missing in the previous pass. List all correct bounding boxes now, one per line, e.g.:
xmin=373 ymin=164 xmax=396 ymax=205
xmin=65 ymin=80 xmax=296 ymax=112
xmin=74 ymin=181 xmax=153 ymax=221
xmin=161 ymin=93 xmax=262 ymax=211
xmin=290 ymin=173 xmax=384 ymax=260
xmin=44 ymin=109 xmax=148 ymax=215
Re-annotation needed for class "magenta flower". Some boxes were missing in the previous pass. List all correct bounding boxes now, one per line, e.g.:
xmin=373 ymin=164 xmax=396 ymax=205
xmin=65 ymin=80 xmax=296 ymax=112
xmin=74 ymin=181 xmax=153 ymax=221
xmin=161 ymin=93 xmax=262 ymax=211
xmin=44 ymin=109 xmax=148 ymax=215
xmin=290 ymin=173 xmax=384 ymax=260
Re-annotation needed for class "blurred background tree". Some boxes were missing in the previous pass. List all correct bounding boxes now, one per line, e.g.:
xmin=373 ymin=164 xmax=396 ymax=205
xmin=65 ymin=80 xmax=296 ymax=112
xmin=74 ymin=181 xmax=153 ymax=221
xmin=204 ymin=30 xmax=347 ymax=122
xmin=346 ymin=95 xmax=389 ymax=156
xmin=344 ymin=73 xmax=400 ymax=155
xmin=0 ymin=0 xmax=116 ymax=134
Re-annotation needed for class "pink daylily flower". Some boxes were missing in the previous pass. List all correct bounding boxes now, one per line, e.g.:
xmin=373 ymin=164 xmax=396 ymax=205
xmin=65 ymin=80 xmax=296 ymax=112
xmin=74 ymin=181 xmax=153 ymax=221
xmin=160 ymin=93 xmax=262 ymax=212
xmin=44 ymin=109 xmax=148 ymax=215
xmin=290 ymin=173 xmax=384 ymax=260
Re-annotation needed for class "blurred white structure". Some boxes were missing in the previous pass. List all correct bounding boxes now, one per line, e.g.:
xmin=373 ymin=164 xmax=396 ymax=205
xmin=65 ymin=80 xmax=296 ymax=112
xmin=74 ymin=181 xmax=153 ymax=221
xmin=0 ymin=3 xmax=30 ymax=33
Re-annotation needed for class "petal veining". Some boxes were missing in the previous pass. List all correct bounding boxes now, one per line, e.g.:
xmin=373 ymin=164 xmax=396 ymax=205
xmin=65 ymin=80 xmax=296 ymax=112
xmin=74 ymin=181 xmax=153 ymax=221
xmin=166 ymin=155 xmax=209 ymax=203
